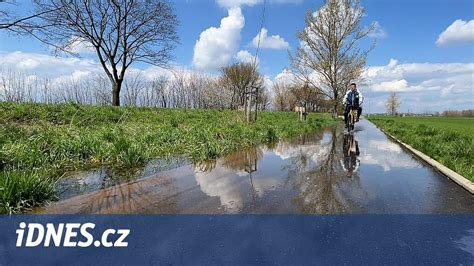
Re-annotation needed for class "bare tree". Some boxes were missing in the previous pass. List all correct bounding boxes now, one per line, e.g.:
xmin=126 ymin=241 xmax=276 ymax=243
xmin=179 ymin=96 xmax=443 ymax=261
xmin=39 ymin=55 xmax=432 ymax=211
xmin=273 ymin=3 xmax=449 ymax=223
xmin=34 ymin=0 xmax=179 ymax=106
xmin=201 ymin=77 xmax=232 ymax=110
xmin=220 ymin=63 xmax=263 ymax=122
xmin=386 ymin=92 xmax=401 ymax=116
xmin=123 ymin=71 xmax=145 ymax=106
xmin=0 ymin=1 xmax=49 ymax=32
xmin=272 ymin=81 xmax=291 ymax=111
xmin=93 ymin=74 xmax=112 ymax=105
xmin=272 ymin=80 xmax=328 ymax=112
xmin=291 ymin=0 xmax=374 ymax=117
xmin=150 ymin=75 xmax=170 ymax=108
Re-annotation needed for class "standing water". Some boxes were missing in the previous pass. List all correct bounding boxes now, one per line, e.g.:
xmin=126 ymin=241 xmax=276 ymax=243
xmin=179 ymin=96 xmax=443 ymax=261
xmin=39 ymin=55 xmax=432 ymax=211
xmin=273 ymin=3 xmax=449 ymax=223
xmin=34 ymin=120 xmax=474 ymax=214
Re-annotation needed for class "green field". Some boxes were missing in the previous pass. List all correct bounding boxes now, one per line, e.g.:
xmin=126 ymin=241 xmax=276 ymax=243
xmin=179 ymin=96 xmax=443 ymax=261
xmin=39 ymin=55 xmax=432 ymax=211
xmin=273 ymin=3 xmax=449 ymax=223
xmin=369 ymin=115 xmax=473 ymax=181
xmin=0 ymin=102 xmax=336 ymax=213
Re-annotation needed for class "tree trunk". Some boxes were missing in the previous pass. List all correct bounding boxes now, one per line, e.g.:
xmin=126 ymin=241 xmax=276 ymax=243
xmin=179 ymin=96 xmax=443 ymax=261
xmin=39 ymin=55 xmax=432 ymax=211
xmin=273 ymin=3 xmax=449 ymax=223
xmin=112 ymin=80 xmax=122 ymax=106
xmin=246 ymin=93 xmax=252 ymax=123
xmin=333 ymin=103 xmax=338 ymax=118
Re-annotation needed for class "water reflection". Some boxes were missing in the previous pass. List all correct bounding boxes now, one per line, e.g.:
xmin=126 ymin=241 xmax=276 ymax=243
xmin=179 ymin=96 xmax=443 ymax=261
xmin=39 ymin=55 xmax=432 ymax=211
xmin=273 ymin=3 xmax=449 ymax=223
xmin=35 ymin=120 xmax=474 ymax=214
xmin=193 ymin=147 xmax=280 ymax=213
xmin=289 ymin=127 xmax=366 ymax=213
xmin=55 ymin=158 xmax=190 ymax=200
xmin=341 ymin=134 xmax=360 ymax=177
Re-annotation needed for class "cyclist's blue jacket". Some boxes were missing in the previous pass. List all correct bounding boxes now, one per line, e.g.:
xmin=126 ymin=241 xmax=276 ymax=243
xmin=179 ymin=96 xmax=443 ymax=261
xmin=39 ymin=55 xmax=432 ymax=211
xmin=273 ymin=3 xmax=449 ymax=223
xmin=342 ymin=90 xmax=364 ymax=107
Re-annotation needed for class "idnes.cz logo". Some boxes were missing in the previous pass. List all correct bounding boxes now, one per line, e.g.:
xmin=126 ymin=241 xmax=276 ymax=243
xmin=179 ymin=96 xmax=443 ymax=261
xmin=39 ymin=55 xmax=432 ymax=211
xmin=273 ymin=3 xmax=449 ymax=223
xmin=16 ymin=222 xmax=130 ymax=248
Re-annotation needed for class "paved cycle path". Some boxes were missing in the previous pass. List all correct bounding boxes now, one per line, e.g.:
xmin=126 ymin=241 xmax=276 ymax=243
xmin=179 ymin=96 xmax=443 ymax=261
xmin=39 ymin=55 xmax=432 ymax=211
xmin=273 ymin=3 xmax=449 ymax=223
xmin=35 ymin=119 xmax=474 ymax=214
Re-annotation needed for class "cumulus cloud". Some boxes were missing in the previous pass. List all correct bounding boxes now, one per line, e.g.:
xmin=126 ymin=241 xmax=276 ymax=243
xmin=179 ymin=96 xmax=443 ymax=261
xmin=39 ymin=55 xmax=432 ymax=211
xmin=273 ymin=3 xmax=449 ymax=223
xmin=235 ymin=50 xmax=259 ymax=65
xmin=0 ymin=51 xmax=192 ymax=86
xmin=271 ymin=0 xmax=303 ymax=3
xmin=252 ymin=28 xmax=290 ymax=49
xmin=436 ymin=19 xmax=474 ymax=47
xmin=365 ymin=59 xmax=474 ymax=93
xmin=360 ymin=140 xmax=419 ymax=172
xmin=192 ymin=7 xmax=245 ymax=71
xmin=68 ymin=38 xmax=95 ymax=54
xmin=216 ymin=0 xmax=302 ymax=8
xmin=216 ymin=0 xmax=260 ymax=8
xmin=271 ymin=58 xmax=473 ymax=113
xmin=194 ymin=156 xmax=284 ymax=212
xmin=274 ymin=68 xmax=295 ymax=84
xmin=368 ymin=21 xmax=387 ymax=39
xmin=363 ymin=58 xmax=474 ymax=113
xmin=0 ymin=51 xmax=101 ymax=77
xmin=16 ymin=58 xmax=40 ymax=70
xmin=372 ymin=79 xmax=408 ymax=92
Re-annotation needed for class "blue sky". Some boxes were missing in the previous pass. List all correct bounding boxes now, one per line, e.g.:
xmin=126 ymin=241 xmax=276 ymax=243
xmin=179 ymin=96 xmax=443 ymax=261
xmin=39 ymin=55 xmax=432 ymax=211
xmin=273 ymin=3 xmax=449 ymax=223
xmin=0 ymin=0 xmax=473 ymax=112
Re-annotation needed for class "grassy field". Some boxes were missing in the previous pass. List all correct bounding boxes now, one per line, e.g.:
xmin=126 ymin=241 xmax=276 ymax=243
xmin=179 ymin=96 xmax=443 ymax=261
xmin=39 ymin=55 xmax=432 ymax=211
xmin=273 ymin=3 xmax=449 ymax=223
xmin=0 ymin=102 xmax=336 ymax=213
xmin=369 ymin=115 xmax=473 ymax=181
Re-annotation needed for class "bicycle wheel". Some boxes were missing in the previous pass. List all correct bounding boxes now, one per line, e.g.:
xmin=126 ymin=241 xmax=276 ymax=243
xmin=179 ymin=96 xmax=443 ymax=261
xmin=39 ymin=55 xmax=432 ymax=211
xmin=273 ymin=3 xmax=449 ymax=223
xmin=349 ymin=110 xmax=355 ymax=131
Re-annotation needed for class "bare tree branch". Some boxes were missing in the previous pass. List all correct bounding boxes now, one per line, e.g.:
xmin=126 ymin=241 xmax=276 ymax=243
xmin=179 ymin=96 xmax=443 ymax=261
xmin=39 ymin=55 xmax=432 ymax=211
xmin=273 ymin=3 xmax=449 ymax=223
xmin=291 ymin=0 xmax=375 ymax=117
xmin=32 ymin=0 xmax=179 ymax=106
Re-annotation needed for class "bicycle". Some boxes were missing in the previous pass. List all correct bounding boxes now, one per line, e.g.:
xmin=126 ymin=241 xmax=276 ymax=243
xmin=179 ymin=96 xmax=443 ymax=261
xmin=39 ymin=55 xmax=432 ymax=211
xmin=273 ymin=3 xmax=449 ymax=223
xmin=346 ymin=106 xmax=358 ymax=133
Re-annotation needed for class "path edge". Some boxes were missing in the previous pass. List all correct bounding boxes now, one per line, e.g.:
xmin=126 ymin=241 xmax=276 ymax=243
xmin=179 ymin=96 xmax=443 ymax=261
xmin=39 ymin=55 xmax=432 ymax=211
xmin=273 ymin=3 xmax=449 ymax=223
xmin=375 ymin=126 xmax=474 ymax=194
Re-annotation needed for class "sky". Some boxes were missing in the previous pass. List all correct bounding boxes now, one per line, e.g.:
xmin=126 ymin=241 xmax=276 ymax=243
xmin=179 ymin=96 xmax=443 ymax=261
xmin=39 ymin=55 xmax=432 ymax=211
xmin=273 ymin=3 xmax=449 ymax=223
xmin=0 ymin=0 xmax=473 ymax=113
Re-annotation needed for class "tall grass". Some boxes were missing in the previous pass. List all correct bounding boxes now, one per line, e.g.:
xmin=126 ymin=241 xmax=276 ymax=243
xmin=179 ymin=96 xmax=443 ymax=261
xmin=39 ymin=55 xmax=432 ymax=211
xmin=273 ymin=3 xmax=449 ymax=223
xmin=369 ymin=116 xmax=473 ymax=181
xmin=0 ymin=171 xmax=57 ymax=214
xmin=0 ymin=102 xmax=336 ymax=213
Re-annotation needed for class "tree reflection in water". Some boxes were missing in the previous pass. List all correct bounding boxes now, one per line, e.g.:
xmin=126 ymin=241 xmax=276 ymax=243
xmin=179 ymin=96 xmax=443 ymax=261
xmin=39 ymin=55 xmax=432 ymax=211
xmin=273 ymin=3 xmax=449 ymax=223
xmin=290 ymin=127 xmax=367 ymax=213
xmin=193 ymin=147 xmax=266 ymax=212
xmin=38 ymin=126 xmax=370 ymax=214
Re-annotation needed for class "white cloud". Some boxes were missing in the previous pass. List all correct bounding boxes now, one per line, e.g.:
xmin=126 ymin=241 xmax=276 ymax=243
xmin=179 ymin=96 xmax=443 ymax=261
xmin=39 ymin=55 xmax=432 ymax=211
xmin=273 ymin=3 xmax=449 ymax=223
xmin=216 ymin=0 xmax=302 ymax=8
xmin=360 ymin=140 xmax=419 ymax=171
xmin=365 ymin=59 xmax=474 ymax=93
xmin=217 ymin=0 xmax=260 ymax=8
xmin=274 ymin=68 xmax=295 ymax=85
xmin=372 ymin=79 xmax=408 ymax=92
xmin=263 ymin=75 xmax=274 ymax=90
xmin=17 ymin=58 xmax=40 ymax=69
xmin=235 ymin=50 xmax=259 ymax=65
xmin=271 ymin=0 xmax=303 ymax=3
xmin=362 ymin=59 xmax=474 ymax=113
xmin=192 ymin=7 xmax=245 ymax=71
xmin=51 ymin=70 xmax=92 ymax=87
xmin=0 ymin=51 xmax=101 ymax=77
xmin=368 ymin=21 xmax=387 ymax=39
xmin=436 ymin=19 xmax=474 ymax=47
xmin=252 ymin=28 xmax=290 ymax=49
xmin=68 ymin=39 xmax=95 ymax=54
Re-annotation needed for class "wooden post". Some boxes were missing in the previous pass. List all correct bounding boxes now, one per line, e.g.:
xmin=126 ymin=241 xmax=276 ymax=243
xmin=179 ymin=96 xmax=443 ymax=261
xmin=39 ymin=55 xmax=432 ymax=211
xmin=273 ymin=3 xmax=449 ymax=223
xmin=246 ymin=92 xmax=252 ymax=123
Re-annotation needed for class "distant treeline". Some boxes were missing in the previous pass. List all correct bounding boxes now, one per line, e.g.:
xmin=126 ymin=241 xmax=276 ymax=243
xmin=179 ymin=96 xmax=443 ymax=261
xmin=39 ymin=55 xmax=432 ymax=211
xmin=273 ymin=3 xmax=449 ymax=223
xmin=0 ymin=68 xmax=271 ymax=111
xmin=0 ymin=67 xmax=340 ymax=113
xmin=375 ymin=110 xmax=474 ymax=117
xmin=442 ymin=110 xmax=474 ymax=117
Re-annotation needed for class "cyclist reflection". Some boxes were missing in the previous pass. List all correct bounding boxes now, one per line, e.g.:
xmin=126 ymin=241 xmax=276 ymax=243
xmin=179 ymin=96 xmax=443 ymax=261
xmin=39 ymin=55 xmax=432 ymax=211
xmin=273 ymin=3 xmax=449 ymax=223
xmin=341 ymin=134 xmax=360 ymax=177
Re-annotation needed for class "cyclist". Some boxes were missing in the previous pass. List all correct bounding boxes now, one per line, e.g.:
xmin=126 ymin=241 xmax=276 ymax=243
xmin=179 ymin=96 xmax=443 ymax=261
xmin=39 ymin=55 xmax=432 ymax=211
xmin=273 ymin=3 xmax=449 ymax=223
xmin=340 ymin=134 xmax=360 ymax=176
xmin=342 ymin=83 xmax=364 ymax=128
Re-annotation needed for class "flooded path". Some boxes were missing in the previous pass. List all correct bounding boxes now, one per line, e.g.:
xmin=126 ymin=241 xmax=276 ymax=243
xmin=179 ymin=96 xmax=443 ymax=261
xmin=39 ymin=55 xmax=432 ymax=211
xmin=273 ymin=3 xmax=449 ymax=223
xmin=35 ymin=119 xmax=474 ymax=214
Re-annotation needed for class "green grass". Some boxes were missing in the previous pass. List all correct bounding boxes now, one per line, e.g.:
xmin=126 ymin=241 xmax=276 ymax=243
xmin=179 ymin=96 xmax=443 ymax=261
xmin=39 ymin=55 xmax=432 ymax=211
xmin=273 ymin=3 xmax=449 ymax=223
xmin=0 ymin=171 xmax=57 ymax=214
xmin=0 ymin=102 xmax=336 ymax=213
xmin=369 ymin=115 xmax=473 ymax=181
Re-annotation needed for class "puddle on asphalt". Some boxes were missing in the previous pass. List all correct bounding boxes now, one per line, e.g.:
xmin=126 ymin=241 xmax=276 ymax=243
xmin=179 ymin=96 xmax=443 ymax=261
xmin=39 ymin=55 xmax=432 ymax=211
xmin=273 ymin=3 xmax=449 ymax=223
xmin=35 ymin=120 xmax=474 ymax=214
xmin=55 ymin=157 xmax=190 ymax=200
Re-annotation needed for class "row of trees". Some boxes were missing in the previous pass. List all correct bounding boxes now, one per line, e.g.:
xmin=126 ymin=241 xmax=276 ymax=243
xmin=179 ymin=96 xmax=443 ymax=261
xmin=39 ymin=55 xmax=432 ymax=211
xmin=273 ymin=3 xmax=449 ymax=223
xmin=442 ymin=110 xmax=474 ymax=117
xmin=1 ymin=0 xmax=179 ymax=106
xmin=290 ymin=0 xmax=374 ymax=117
xmin=0 ymin=66 xmax=271 ymax=110
xmin=272 ymin=81 xmax=334 ymax=112
xmin=1 ymin=0 xmax=375 ymax=117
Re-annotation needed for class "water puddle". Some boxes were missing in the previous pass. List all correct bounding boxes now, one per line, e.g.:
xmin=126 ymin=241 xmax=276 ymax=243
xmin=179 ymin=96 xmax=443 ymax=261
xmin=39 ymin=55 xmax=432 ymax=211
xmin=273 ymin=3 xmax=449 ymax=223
xmin=34 ymin=120 xmax=474 ymax=214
